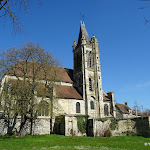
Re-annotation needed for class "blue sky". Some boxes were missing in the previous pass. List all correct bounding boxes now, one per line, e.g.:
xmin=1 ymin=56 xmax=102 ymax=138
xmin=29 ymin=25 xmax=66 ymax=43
xmin=1 ymin=0 xmax=150 ymax=111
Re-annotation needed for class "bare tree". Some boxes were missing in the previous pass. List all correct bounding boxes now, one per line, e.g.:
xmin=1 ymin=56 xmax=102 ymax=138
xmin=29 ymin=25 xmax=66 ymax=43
xmin=132 ymin=101 xmax=141 ymax=117
xmin=143 ymin=108 xmax=150 ymax=116
xmin=139 ymin=0 xmax=150 ymax=24
xmin=0 ymin=0 xmax=39 ymax=31
xmin=0 ymin=81 xmax=19 ymax=135
xmin=0 ymin=42 xmax=63 ymax=136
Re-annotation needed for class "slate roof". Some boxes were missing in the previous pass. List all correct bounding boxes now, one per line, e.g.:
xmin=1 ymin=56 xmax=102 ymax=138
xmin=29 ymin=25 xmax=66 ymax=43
xmin=78 ymin=21 xmax=90 ymax=45
xmin=116 ymin=103 xmax=131 ymax=114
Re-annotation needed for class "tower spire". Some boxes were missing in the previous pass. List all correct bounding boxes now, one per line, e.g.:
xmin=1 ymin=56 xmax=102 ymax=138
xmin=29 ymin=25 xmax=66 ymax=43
xmin=78 ymin=21 xmax=90 ymax=45
xmin=73 ymin=21 xmax=104 ymax=118
xmin=80 ymin=12 xmax=84 ymax=24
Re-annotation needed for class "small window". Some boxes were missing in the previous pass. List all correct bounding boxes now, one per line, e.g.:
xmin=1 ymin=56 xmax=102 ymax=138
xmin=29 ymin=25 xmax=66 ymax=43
xmin=76 ymin=102 xmax=80 ymax=113
xmin=89 ymin=78 xmax=92 ymax=91
xmin=90 ymin=101 xmax=94 ymax=109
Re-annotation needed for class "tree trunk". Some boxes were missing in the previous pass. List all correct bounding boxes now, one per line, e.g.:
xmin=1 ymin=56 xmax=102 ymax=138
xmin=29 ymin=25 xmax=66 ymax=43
xmin=18 ymin=114 xmax=27 ymax=137
xmin=30 ymin=112 xmax=33 ymax=135
xmin=7 ymin=113 xmax=18 ymax=135
xmin=50 ymin=117 xmax=53 ymax=134
xmin=50 ymin=97 xmax=53 ymax=134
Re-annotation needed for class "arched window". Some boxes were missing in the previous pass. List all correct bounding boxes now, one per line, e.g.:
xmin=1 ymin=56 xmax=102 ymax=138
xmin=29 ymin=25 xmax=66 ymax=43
xmin=76 ymin=102 xmax=80 ymax=113
xmin=104 ymin=104 xmax=109 ymax=116
xmin=90 ymin=101 xmax=94 ymax=109
xmin=38 ymin=101 xmax=49 ymax=116
xmin=89 ymin=78 xmax=92 ymax=91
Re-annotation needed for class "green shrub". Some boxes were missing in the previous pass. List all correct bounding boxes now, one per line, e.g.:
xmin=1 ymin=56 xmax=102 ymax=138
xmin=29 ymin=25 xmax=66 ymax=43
xmin=76 ymin=115 xmax=88 ymax=133
xmin=110 ymin=118 xmax=122 ymax=130
xmin=97 ymin=118 xmax=108 ymax=122
xmin=103 ymin=128 xmax=112 ymax=137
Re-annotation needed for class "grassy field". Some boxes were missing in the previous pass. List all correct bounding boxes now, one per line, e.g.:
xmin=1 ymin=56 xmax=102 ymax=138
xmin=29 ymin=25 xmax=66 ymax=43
xmin=0 ymin=134 xmax=150 ymax=150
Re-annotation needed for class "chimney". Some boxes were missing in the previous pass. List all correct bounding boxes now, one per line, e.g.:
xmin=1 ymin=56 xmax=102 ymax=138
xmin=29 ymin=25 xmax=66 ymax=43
xmin=125 ymin=102 xmax=128 ymax=105
xmin=107 ymin=92 xmax=112 ymax=100
xmin=107 ymin=91 xmax=114 ymax=100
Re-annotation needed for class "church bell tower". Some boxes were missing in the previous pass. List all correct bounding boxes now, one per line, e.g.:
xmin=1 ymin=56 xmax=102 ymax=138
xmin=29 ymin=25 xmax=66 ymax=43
xmin=73 ymin=21 xmax=104 ymax=118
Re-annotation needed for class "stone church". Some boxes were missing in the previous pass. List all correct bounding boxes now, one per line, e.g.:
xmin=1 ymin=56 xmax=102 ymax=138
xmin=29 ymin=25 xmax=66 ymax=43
xmin=0 ymin=21 xmax=139 ymax=136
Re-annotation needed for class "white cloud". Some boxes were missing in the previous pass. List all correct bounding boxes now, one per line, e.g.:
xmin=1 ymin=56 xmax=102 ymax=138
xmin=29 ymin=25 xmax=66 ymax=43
xmin=136 ymin=81 xmax=150 ymax=88
xmin=119 ymin=80 xmax=150 ymax=92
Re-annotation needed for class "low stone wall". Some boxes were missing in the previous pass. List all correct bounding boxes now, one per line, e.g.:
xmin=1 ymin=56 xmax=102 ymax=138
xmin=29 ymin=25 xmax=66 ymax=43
xmin=111 ymin=119 xmax=136 ymax=136
xmin=32 ymin=118 xmax=50 ymax=135
xmin=55 ymin=116 xmax=150 ymax=137
xmin=111 ymin=117 xmax=150 ymax=137
xmin=0 ymin=116 xmax=149 ymax=137
xmin=93 ymin=117 xmax=150 ymax=137
xmin=0 ymin=118 xmax=50 ymax=135
xmin=94 ymin=119 xmax=111 ymax=137
xmin=65 ymin=116 xmax=85 ymax=136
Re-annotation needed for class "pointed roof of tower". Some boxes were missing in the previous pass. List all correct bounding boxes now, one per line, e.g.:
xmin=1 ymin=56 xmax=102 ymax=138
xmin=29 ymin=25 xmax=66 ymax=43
xmin=78 ymin=21 xmax=90 ymax=45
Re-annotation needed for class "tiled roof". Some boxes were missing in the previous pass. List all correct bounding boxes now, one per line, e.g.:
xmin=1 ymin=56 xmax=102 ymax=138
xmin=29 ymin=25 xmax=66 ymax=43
xmin=143 ymin=112 xmax=150 ymax=116
xmin=103 ymin=93 xmax=111 ymax=101
xmin=36 ymin=84 xmax=83 ymax=99
xmin=116 ymin=103 xmax=131 ymax=114
xmin=56 ymin=85 xmax=83 ymax=100
xmin=36 ymin=83 xmax=82 ymax=99
xmin=6 ymin=61 xmax=73 ymax=83
xmin=132 ymin=111 xmax=144 ymax=116
xmin=8 ymin=79 xmax=82 ymax=100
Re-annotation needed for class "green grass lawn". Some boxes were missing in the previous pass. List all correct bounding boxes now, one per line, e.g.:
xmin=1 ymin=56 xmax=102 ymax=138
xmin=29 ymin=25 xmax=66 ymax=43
xmin=0 ymin=134 xmax=149 ymax=150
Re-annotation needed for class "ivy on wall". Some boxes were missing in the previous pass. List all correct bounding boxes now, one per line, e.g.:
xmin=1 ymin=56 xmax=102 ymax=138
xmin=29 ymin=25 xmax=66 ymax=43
xmin=76 ymin=115 xmax=88 ymax=133
xmin=96 ymin=118 xmax=108 ymax=122
xmin=96 ymin=118 xmax=122 ymax=130
xmin=110 ymin=119 xmax=120 ymax=130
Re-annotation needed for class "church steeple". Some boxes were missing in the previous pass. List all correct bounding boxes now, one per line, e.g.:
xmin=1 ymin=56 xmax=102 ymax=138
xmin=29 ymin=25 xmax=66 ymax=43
xmin=73 ymin=21 xmax=104 ymax=119
xmin=78 ymin=21 xmax=90 ymax=45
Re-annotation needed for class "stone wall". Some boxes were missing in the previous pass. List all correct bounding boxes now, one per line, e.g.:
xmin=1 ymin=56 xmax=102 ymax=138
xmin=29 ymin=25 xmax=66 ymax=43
xmin=92 ymin=117 xmax=150 ymax=137
xmin=65 ymin=115 xmax=85 ymax=136
xmin=0 ymin=116 xmax=149 ymax=137
xmin=58 ymin=99 xmax=85 ymax=115
xmin=0 ymin=115 xmax=84 ymax=136
xmin=111 ymin=117 xmax=150 ymax=137
xmin=0 ymin=118 xmax=50 ymax=135
xmin=111 ymin=119 xmax=136 ymax=136
xmin=94 ymin=119 xmax=111 ymax=137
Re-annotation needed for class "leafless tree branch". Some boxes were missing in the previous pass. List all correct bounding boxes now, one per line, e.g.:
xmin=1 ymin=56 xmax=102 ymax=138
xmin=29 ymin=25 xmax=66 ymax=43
xmin=0 ymin=0 xmax=40 ymax=32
